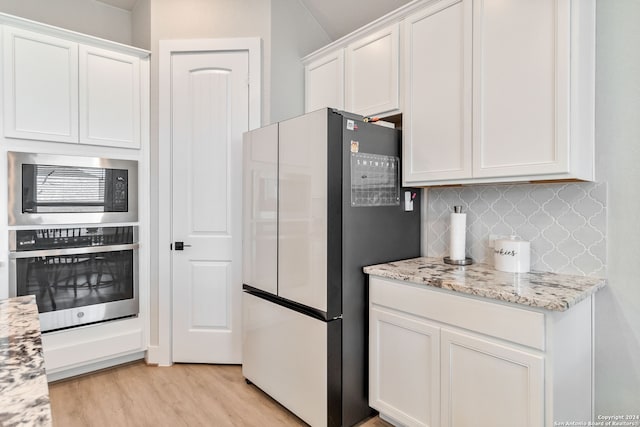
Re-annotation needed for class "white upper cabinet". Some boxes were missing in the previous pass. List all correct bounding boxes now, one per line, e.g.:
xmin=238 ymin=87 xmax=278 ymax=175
xmin=403 ymin=0 xmax=472 ymax=183
xmin=1 ymin=18 xmax=148 ymax=149
xmin=304 ymin=50 xmax=344 ymax=113
xmin=3 ymin=26 xmax=79 ymax=143
xmin=345 ymin=23 xmax=400 ymax=117
xmin=403 ymin=0 xmax=595 ymax=185
xmin=79 ymin=45 xmax=140 ymax=148
xmin=472 ymin=0 xmax=572 ymax=179
xmin=304 ymin=0 xmax=594 ymax=185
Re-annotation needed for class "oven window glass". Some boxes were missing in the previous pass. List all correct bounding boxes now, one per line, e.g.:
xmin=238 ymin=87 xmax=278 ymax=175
xmin=15 ymin=250 xmax=134 ymax=313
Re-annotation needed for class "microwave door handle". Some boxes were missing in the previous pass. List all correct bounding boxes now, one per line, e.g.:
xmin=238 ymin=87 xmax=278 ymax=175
xmin=9 ymin=243 xmax=139 ymax=259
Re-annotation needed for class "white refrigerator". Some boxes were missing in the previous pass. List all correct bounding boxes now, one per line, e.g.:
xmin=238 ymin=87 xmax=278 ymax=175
xmin=242 ymin=108 xmax=421 ymax=426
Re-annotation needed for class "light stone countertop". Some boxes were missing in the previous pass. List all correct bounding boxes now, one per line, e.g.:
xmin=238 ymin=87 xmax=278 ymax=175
xmin=363 ymin=257 xmax=606 ymax=312
xmin=0 ymin=295 xmax=52 ymax=427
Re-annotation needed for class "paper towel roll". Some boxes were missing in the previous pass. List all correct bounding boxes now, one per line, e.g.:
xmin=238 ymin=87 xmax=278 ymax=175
xmin=449 ymin=207 xmax=466 ymax=261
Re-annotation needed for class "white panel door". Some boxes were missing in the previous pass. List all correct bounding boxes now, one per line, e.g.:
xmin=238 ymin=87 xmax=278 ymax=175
xmin=242 ymin=293 xmax=328 ymax=427
xmin=441 ymin=328 xmax=544 ymax=427
xmin=305 ymin=50 xmax=344 ymax=112
xmin=171 ymin=51 xmax=248 ymax=363
xmin=403 ymin=0 xmax=472 ymax=184
xmin=346 ymin=24 xmax=400 ymax=117
xmin=3 ymin=26 xmax=78 ymax=143
xmin=370 ymin=306 xmax=440 ymax=427
xmin=473 ymin=0 xmax=570 ymax=178
xmin=79 ymin=45 xmax=141 ymax=148
xmin=278 ymin=109 xmax=328 ymax=312
xmin=242 ymin=124 xmax=278 ymax=295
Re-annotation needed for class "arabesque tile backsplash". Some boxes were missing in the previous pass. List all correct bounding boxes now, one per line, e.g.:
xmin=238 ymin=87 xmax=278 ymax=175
xmin=426 ymin=182 xmax=607 ymax=277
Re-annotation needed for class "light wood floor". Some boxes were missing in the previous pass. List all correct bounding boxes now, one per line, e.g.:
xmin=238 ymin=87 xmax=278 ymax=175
xmin=49 ymin=361 xmax=392 ymax=427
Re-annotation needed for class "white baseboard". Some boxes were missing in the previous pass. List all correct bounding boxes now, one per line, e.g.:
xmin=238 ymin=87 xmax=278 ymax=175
xmin=47 ymin=351 xmax=146 ymax=382
xmin=380 ymin=412 xmax=403 ymax=427
xmin=145 ymin=344 xmax=172 ymax=367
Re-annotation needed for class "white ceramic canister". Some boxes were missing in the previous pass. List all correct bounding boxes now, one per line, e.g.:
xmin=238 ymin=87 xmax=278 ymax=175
xmin=494 ymin=236 xmax=530 ymax=273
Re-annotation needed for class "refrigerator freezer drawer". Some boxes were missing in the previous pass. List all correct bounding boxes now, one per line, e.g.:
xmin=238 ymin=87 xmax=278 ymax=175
xmin=243 ymin=292 xmax=333 ymax=427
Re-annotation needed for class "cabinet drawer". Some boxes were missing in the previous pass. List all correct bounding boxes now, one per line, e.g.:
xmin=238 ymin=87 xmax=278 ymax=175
xmin=369 ymin=276 xmax=545 ymax=350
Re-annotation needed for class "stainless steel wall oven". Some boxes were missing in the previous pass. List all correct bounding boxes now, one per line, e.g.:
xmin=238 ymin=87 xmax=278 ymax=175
xmin=8 ymin=152 xmax=138 ymax=225
xmin=9 ymin=226 xmax=139 ymax=332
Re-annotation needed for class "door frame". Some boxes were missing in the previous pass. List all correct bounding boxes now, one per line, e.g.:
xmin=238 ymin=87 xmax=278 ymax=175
xmin=154 ymin=38 xmax=261 ymax=366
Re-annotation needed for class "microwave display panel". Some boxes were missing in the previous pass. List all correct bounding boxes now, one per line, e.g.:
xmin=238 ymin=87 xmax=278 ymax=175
xmin=22 ymin=164 xmax=128 ymax=214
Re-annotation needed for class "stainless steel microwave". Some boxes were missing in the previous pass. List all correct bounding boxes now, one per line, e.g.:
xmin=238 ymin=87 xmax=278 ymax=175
xmin=8 ymin=152 xmax=138 ymax=225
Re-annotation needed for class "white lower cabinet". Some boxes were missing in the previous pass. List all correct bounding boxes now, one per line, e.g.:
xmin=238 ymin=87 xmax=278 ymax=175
xmin=369 ymin=276 xmax=593 ymax=427
xmin=440 ymin=328 xmax=544 ymax=427
xmin=370 ymin=306 xmax=440 ymax=427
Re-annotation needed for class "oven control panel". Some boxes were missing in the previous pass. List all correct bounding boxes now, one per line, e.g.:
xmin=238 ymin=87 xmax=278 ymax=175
xmin=12 ymin=226 xmax=136 ymax=251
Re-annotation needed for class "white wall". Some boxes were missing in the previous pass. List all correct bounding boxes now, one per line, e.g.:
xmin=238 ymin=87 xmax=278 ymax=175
xmin=0 ymin=0 xmax=132 ymax=45
xmin=132 ymin=0 xmax=150 ymax=50
xmin=270 ymin=0 xmax=330 ymax=122
xmin=151 ymin=0 xmax=272 ymax=122
xmin=594 ymin=0 xmax=640 ymax=414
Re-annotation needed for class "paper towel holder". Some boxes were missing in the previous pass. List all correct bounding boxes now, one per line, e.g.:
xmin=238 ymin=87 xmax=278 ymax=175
xmin=443 ymin=256 xmax=473 ymax=266
xmin=445 ymin=205 xmax=473 ymax=265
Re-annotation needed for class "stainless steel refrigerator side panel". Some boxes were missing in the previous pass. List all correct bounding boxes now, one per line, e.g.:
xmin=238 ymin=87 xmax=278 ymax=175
xmin=340 ymin=117 xmax=422 ymax=426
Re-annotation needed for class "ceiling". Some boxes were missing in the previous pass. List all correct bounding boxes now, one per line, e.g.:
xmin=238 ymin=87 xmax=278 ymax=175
xmin=96 ymin=0 xmax=411 ymax=41
xmin=97 ymin=0 xmax=138 ymax=11
xmin=298 ymin=0 xmax=411 ymax=40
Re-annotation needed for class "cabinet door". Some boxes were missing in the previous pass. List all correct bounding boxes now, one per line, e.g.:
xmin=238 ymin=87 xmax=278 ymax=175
xmin=3 ymin=26 xmax=78 ymax=143
xmin=79 ymin=45 xmax=141 ymax=148
xmin=370 ymin=306 xmax=440 ymax=427
xmin=472 ymin=0 xmax=570 ymax=178
xmin=441 ymin=329 xmax=544 ymax=427
xmin=403 ymin=0 xmax=472 ymax=184
xmin=346 ymin=24 xmax=399 ymax=117
xmin=305 ymin=50 xmax=344 ymax=112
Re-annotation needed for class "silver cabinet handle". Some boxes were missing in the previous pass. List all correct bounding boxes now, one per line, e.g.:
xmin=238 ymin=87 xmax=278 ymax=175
xmin=9 ymin=243 xmax=139 ymax=259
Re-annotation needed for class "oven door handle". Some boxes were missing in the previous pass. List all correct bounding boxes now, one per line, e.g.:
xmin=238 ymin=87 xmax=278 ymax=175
xmin=9 ymin=243 xmax=139 ymax=259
